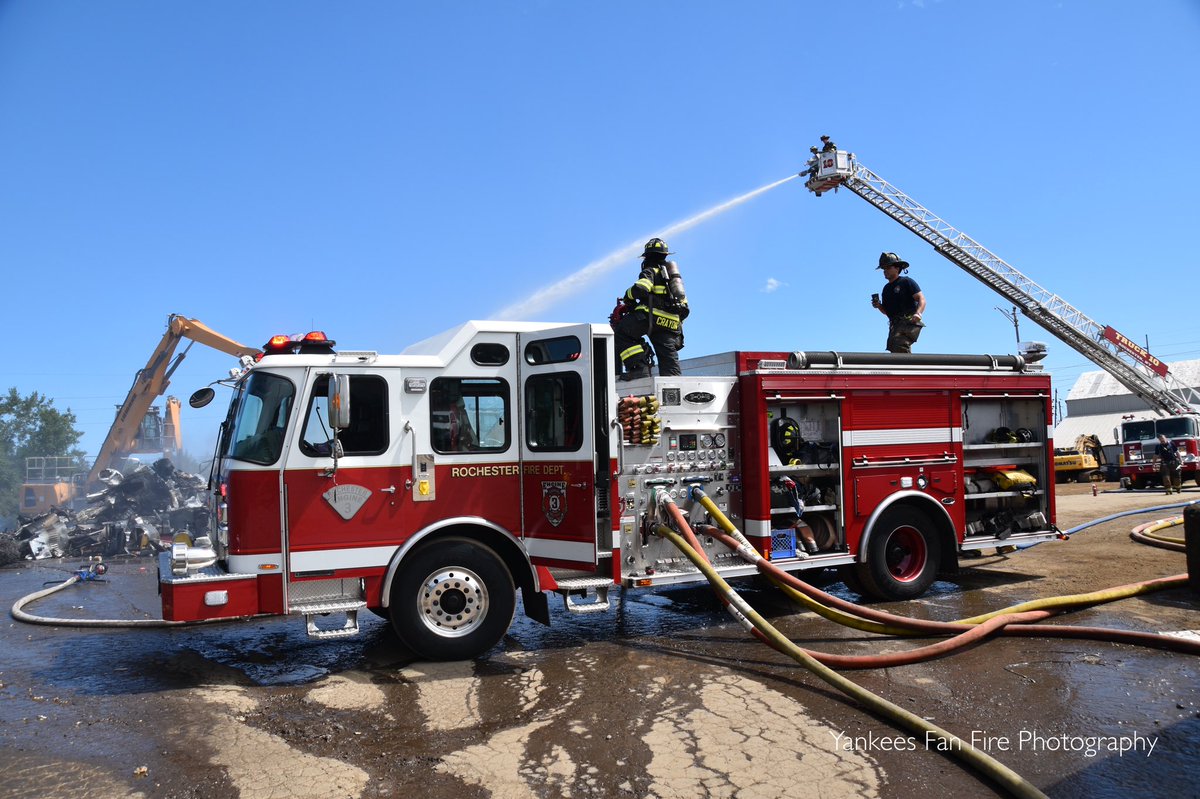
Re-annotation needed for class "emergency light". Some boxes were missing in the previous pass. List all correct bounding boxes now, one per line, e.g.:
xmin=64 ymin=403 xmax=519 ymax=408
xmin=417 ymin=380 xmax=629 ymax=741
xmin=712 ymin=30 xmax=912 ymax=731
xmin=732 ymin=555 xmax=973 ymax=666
xmin=263 ymin=335 xmax=294 ymax=354
xmin=260 ymin=331 xmax=337 ymax=356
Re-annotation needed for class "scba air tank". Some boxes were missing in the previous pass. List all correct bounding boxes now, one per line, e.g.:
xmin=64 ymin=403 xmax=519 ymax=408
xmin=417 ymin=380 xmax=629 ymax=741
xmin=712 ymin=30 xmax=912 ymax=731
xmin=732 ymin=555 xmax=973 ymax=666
xmin=665 ymin=260 xmax=687 ymax=304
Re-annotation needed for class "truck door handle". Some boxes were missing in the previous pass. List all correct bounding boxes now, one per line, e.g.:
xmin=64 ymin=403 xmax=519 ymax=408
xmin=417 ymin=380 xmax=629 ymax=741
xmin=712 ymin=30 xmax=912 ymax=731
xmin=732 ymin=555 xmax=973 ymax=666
xmin=569 ymin=482 xmax=590 ymax=490
xmin=380 ymin=485 xmax=397 ymax=494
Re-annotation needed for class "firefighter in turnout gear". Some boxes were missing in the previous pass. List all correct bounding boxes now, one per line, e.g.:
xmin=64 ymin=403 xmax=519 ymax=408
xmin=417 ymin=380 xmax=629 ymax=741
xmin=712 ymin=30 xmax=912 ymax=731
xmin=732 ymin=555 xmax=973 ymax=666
xmin=612 ymin=237 xmax=689 ymax=379
xmin=872 ymin=251 xmax=926 ymax=353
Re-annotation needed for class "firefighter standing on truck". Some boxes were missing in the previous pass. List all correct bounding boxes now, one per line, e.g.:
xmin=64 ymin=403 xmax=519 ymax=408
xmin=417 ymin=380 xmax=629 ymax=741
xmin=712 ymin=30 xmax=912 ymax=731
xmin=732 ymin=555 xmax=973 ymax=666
xmin=872 ymin=251 xmax=926 ymax=353
xmin=612 ymin=237 xmax=689 ymax=379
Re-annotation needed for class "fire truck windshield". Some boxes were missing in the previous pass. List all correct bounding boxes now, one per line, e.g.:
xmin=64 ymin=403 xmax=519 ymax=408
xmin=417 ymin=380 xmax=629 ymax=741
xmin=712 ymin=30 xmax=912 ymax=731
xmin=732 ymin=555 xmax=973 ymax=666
xmin=1156 ymin=416 xmax=1198 ymax=438
xmin=227 ymin=372 xmax=295 ymax=465
xmin=1123 ymin=416 xmax=1198 ymax=443
xmin=1122 ymin=421 xmax=1157 ymax=442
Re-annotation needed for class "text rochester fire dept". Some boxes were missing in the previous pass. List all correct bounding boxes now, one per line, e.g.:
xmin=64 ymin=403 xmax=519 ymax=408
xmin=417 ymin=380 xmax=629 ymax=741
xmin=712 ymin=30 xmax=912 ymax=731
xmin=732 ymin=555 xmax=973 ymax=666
xmin=449 ymin=464 xmax=567 ymax=478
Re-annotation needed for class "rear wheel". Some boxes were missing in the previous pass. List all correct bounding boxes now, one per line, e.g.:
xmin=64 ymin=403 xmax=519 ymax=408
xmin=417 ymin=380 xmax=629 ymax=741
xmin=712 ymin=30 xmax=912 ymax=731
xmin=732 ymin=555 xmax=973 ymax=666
xmin=855 ymin=507 xmax=941 ymax=601
xmin=837 ymin=565 xmax=868 ymax=598
xmin=390 ymin=538 xmax=515 ymax=661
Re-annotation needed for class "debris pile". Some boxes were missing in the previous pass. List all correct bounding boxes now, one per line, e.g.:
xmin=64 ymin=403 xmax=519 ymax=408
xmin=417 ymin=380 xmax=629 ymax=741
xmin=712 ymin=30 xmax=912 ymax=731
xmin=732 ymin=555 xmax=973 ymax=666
xmin=1 ymin=459 xmax=211 ymax=567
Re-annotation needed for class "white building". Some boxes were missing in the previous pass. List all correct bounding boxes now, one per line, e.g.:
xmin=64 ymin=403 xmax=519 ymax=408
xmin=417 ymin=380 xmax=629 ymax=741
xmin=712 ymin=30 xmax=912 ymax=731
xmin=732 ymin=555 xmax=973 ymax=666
xmin=1053 ymin=359 xmax=1200 ymax=465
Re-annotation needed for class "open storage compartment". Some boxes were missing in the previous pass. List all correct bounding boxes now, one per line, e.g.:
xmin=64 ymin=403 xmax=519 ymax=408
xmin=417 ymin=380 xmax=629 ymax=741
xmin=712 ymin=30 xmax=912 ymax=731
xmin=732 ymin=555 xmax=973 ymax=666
xmin=960 ymin=396 xmax=1051 ymax=544
xmin=766 ymin=398 xmax=845 ymax=555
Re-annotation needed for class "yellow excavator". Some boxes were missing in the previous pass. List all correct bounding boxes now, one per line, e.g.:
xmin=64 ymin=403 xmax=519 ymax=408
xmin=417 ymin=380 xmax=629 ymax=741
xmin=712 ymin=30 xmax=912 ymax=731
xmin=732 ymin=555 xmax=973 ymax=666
xmin=1053 ymin=434 xmax=1107 ymax=484
xmin=18 ymin=315 xmax=260 ymax=515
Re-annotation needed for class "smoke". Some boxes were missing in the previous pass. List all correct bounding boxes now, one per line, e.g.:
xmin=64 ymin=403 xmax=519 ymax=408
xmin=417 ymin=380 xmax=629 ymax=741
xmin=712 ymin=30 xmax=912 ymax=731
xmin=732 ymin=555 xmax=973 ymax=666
xmin=492 ymin=174 xmax=799 ymax=320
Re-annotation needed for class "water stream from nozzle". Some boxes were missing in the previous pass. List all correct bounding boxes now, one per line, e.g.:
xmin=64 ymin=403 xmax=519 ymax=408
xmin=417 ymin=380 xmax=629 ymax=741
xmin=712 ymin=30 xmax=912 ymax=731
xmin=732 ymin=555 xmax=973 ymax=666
xmin=493 ymin=174 xmax=798 ymax=320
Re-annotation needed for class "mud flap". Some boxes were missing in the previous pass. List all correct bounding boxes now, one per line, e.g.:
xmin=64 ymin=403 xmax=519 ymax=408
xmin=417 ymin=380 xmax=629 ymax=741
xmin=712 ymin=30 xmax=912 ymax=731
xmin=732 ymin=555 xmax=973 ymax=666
xmin=522 ymin=587 xmax=551 ymax=626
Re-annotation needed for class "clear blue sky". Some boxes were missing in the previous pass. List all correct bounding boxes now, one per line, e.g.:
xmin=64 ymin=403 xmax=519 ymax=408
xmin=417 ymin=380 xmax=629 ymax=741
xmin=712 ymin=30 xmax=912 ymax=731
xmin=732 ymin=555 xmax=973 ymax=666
xmin=2 ymin=1 xmax=1198 ymax=463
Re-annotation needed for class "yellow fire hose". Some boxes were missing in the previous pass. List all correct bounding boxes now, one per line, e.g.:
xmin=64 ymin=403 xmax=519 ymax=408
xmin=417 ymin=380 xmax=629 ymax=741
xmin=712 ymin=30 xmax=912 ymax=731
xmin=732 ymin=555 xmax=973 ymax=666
xmin=689 ymin=488 xmax=1199 ymax=655
xmin=1130 ymin=516 xmax=1186 ymax=552
xmin=654 ymin=523 xmax=1047 ymax=799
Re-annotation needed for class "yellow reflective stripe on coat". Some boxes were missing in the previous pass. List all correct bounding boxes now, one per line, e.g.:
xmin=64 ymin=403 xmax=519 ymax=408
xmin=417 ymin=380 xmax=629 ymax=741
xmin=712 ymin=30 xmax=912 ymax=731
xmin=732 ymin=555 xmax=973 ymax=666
xmin=652 ymin=309 xmax=681 ymax=330
xmin=635 ymin=277 xmax=654 ymax=292
xmin=619 ymin=343 xmax=646 ymax=361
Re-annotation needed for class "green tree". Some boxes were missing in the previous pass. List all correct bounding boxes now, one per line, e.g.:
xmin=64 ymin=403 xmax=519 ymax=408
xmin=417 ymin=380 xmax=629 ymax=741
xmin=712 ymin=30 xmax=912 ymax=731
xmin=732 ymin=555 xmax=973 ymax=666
xmin=0 ymin=388 xmax=85 ymax=522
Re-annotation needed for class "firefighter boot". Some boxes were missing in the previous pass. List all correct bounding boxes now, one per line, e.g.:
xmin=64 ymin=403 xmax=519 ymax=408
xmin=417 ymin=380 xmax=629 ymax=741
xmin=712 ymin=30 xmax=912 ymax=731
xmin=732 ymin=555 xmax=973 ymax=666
xmin=619 ymin=347 xmax=653 ymax=381
xmin=619 ymin=362 xmax=650 ymax=381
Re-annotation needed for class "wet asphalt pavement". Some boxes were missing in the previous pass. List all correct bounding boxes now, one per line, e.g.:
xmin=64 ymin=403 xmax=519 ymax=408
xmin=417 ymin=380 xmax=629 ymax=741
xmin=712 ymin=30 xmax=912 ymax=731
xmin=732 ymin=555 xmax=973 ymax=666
xmin=2 ymin=494 xmax=1199 ymax=799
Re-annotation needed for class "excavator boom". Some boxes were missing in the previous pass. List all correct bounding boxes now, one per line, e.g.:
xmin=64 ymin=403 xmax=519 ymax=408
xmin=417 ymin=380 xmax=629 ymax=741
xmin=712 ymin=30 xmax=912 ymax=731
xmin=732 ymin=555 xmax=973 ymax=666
xmin=84 ymin=315 xmax=259 ymax=486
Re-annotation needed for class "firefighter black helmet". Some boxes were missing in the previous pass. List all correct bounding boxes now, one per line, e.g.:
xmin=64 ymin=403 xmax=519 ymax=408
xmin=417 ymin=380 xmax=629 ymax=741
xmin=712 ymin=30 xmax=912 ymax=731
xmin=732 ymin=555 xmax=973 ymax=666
xmin=877 ymin=252 xmax=909 ymax=270
xmin=643 ymin=238 xmax=671 ymax=258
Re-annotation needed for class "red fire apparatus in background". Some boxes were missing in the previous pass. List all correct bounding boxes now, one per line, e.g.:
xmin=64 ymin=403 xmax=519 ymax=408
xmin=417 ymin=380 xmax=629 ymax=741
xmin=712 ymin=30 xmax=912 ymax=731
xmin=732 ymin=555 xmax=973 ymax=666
xmin=167 ymin=321 xmax=1057 ymax=660
xmin=1117 ymin=415 xmax=1200 ymax=489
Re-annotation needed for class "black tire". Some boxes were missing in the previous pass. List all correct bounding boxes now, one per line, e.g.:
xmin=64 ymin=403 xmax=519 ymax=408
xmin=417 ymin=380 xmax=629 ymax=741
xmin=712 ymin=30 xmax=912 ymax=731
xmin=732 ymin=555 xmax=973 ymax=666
xmin=855 ymin=507 xmax=941 ymax=601
xmin=390 ymin=538 xmax=515 ymax=661
xmin=837 ymin=565 xmax=868 ymax=598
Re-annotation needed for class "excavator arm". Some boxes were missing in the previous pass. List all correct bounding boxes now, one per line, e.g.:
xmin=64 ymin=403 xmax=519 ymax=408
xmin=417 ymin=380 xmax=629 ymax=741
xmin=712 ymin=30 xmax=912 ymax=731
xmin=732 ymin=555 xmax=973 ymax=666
xmin=85 ymin=314 xmax=260 ymax=487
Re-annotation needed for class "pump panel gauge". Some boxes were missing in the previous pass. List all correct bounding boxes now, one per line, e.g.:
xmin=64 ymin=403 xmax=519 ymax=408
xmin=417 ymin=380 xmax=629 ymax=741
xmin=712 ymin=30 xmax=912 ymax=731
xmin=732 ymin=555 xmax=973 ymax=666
xmin=700 ymin=434 xmax=714 ymax=448
xmin=713 ymin=433 xmax=727 ymax=447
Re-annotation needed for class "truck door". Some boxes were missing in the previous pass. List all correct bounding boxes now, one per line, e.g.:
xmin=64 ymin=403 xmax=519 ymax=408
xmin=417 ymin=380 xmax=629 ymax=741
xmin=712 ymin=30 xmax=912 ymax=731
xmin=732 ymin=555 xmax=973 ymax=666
xmin=518 ymin=326 xmax=598 ymax=568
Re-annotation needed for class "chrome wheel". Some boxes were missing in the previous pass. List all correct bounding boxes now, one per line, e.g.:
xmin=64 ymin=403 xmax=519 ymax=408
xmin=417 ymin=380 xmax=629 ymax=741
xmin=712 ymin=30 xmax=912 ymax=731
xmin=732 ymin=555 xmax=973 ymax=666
xmin=416 ymin=566 xmax=490 ymax=638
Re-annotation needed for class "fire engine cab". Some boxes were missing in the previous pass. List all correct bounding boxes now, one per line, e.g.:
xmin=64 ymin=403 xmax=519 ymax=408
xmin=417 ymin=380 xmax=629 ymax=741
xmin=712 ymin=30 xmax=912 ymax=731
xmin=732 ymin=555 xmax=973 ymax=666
xmin=164 ymin=321 xmax=1058 ymax=660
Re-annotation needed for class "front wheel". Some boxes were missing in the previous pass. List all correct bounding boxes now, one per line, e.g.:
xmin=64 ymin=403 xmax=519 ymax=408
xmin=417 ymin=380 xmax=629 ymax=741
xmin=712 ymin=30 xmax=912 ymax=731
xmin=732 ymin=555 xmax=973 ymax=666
xmin=390 ymin=538 xmax=515 ymax=661
xmin=855 ymin=507 xmax=941 ymax=601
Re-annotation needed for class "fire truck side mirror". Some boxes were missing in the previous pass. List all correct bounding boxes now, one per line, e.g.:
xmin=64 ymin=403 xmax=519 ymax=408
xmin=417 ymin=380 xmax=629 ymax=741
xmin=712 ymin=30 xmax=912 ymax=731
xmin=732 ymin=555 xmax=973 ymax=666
xmin=328 ymin=374 xmax=351 ymax=430
xmin=189 ymin=387 xmax=216 ymax=409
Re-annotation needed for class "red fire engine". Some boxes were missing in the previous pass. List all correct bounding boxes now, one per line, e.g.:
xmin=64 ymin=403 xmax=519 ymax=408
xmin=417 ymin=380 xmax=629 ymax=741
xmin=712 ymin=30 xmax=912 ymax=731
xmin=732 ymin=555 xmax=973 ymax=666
xmin=1117 ymin=415 xmax=1200 ymax=489
xmin=165 ymin=322 xmax=1057 ymax=660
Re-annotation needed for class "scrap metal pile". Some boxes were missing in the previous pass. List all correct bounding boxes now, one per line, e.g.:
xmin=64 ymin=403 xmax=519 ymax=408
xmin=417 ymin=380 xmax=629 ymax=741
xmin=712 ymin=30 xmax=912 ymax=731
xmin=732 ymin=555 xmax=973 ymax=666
xmin=1 ymin=459 xmax=211 ymax=567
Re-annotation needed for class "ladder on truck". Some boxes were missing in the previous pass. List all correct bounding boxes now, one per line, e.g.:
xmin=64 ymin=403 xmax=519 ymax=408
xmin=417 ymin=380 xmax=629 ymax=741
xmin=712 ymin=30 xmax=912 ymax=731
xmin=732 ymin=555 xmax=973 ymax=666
xmin=802 ymin=141 xmax=1200 ymax=417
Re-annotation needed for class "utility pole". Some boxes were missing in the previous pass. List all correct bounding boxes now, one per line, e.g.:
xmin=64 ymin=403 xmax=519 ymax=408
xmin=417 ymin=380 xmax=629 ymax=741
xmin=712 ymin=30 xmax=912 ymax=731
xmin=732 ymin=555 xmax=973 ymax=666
xmin=995 ymin=305 xmax=1021 ymax=348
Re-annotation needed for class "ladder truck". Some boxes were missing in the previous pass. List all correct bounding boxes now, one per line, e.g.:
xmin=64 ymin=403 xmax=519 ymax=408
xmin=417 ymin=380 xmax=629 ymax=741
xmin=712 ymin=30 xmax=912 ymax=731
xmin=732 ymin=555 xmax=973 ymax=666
xmin=802 ymin=138 xmax=1200 ymax=489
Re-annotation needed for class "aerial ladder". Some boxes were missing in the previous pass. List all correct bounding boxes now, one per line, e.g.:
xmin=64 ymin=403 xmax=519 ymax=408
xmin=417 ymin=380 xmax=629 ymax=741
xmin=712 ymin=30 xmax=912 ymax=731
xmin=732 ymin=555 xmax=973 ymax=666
xmin=801 ymin=138 xmax=1200 ymax=418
